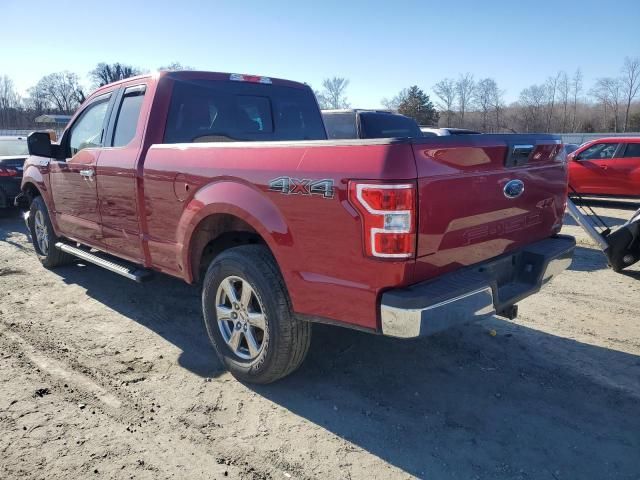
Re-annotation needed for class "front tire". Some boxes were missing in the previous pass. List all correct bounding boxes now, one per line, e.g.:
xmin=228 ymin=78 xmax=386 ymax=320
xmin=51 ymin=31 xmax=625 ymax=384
xmin=202 ymin=245 xmax=311 ymax=384
xmin=28 ymin=196 xmax=72 ymax=268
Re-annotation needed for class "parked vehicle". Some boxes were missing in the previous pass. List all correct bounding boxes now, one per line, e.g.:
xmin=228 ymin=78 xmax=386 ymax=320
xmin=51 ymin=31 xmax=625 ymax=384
xmin=420 ymin=127 xmax=482 ymax=136
xmin=322 ymin=109 xmax=422 ymax=139
xmin=19 ymin=71 xmax=574 ymax=383
xmin=563 ymin=143 xmax=580 ymax=156
xmin=568 ymin=137 xmax=640 ymax=197
xmin=0 ymin=136 xmax=29 ymax=209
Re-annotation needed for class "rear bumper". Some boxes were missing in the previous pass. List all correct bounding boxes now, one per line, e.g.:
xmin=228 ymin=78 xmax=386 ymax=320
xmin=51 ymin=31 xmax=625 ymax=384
xmin=380 ymin=235 xmax=575 ymax=338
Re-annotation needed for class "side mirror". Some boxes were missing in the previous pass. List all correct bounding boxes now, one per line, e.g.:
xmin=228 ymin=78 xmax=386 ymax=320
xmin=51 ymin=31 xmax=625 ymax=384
xmin=27 ymin=131 xmax=60 ymax=158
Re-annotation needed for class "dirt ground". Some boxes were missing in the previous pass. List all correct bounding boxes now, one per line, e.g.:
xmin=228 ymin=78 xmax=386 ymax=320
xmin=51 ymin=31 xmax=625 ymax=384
xmin=1 ymin=202 xmax=639 ymax=480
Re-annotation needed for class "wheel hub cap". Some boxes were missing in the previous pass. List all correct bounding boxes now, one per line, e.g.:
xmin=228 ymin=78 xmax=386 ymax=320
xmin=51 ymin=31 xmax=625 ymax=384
xmin=215 ymin=276 xmax=266 ymax=360
xmin=34 ymin=210 xmax=49 ymax=255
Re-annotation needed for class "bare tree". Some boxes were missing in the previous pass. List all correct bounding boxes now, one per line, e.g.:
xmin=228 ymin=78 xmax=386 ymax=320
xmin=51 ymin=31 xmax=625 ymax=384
xmin=544 ymin=72 xmax=562 ymax=132
xmin=381 ymin=88 xmax=408 ymax=111
xmin=455 ymin=73 xmax=475 ymax=127
xmin=316 ymin=77 xmax=350 ymax=109
xmin=0 ymin=75 xmax=21 ymax=128
xmin=158 ymin=62 xmax=194 ymax=71
xmin=31 ymin=72 xmax=85 ymax=114
xmin=25 ymin=84 xmax=50 ymax=115
xmin=519 ymin=85 xmax=546 ymax=132
xmin=490 ymin=83 xmax=505 ymax=131
xmin=621 ymin=56 xmax=640 ymax=132
xmin=570 ymin=69 xmax=583 ymax=132
xmin=90 ymin=62 xmax=142 ymax=87
xmin=475 ymin=78 xmax=500 ymax=132
xmin=432 ymin=78 xmax=456 ymax=126
xmin=591 ymin=77 xmax=623 ymax=131
xmin=558 ymin=72 xmax=570 ymax=132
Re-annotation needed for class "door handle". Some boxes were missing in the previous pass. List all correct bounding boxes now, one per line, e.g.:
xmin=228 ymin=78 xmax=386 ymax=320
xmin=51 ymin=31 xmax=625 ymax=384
xmin=599 ymin=165 xmax=608 ymax=170
xmin=79 ymin=169 xmax=95 ymax=178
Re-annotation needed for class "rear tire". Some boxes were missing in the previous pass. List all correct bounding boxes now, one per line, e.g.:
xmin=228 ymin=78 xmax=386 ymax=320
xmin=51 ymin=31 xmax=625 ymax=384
xmin=202 ymin=245 xmax=311 ymax=384
xmin=28 ymin=196 xmax=73 ymax=268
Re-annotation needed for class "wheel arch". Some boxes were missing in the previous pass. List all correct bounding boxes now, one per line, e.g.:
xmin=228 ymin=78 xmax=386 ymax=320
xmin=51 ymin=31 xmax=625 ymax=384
xmin=178 ymin=180 xmax=292 ymax=284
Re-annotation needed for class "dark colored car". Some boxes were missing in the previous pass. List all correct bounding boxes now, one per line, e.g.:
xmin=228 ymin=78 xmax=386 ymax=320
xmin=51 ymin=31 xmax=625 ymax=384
xmin=322 ymin=109 xmax=423 ymax=139
xmin=563 ymin=143 xmax=580 ymax=156
xmin=0 ymin=136 xmax=28 ymax=209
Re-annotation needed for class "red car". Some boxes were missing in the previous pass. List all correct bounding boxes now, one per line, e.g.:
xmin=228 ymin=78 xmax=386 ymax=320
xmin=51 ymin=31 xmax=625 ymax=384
xmin=19 ymin=71 xmax=574 ymax=383
xmin=568 ymin=137 xmax=640 ymax=197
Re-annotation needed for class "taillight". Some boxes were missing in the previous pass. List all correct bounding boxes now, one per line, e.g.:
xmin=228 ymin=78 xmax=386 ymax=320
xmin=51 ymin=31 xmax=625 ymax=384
xmin=348 ymin=182 xmax=416 ymax=259
xmin=0 ymin=168 xmax=18 ymax=177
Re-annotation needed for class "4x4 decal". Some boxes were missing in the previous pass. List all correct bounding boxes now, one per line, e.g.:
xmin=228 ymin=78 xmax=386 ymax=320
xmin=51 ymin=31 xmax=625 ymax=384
xmin=269 ymin=177 xmax=334 ymax=199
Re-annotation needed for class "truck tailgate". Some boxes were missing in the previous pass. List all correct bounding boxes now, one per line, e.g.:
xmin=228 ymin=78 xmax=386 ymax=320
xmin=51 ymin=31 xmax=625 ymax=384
xmin=411 ymin=134 xmax=567 ymax=281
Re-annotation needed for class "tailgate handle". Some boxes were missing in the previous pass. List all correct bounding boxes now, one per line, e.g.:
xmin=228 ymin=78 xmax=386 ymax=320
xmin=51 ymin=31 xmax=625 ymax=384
xmin=506 ymin=144 xmax=534 ymax=167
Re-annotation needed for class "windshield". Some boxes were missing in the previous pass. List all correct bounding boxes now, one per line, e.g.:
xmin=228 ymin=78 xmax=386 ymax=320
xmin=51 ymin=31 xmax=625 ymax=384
xmin=0 ymin=138 xmax=28 ymax=156
xmin=359 ymin=112 xmax=422 ymax=138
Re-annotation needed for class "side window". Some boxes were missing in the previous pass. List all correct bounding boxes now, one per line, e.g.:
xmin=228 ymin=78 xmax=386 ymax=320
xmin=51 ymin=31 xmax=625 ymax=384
xmin=622 ymin=143 xmax=640 ymax=158
xmin=69 ymin=97 xmax=110 ymax=156
xmin=578 ymin=143 xmax=619 ymax=161
xmin=322 ymin=113 xmax=358 ymax=139
xmin=112 ymin=87 xmax=146 ymax=147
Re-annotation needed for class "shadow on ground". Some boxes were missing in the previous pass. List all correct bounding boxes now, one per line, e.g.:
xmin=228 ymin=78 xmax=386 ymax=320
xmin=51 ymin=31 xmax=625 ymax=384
xmin=568 ymin=245 xmax=609 ymax=272
xmin=3 ymin=211 xmax=640 ymax=478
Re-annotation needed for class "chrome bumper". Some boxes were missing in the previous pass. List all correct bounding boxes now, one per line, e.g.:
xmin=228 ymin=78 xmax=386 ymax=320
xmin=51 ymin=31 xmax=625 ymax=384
xmin=380 ymin=235 xmax=575 ymax=338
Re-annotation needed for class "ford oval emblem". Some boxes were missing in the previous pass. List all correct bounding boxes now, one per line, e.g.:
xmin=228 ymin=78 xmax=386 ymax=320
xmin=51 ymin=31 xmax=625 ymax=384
xmin=503 ymin=179 xmax=525 ymax=199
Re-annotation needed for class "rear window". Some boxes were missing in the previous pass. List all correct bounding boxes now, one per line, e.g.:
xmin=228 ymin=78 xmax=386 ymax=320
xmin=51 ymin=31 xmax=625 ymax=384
xmin=359 ymin=112 xmax=422 ymax=139
xmin=163 ymin=79 xmax=326 ymax=143
xmin=322 ymin=112 xmax=358 ymax=139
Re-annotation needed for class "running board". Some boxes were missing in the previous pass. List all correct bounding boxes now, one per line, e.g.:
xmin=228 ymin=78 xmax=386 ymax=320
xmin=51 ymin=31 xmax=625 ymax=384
xmin=55 ymin=242 xmax=153 ymax=283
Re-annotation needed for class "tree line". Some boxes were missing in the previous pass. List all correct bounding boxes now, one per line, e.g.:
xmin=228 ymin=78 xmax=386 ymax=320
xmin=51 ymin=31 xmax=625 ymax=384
xmin=0 ymin=62 xmax=190 ymax=130
xmin=314 ymin=56 xmax=640 ymax=133
xmin=1 ymin=57 xmax=639 ymax=133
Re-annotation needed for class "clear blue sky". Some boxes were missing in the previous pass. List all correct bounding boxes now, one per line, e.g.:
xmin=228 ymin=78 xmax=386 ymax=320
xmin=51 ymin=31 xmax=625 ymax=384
xmin=2 ymin=0 xmax=639 ymax=106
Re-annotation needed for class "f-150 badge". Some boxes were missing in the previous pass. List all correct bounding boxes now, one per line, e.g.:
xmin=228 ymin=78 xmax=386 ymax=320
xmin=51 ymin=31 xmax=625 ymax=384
xmin=269 ymin=177 xmax=334 ymax=199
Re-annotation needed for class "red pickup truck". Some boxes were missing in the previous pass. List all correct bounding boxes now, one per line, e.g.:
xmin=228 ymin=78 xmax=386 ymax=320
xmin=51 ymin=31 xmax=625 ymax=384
xmin=19 ymin=71 xmax=574 ymax=383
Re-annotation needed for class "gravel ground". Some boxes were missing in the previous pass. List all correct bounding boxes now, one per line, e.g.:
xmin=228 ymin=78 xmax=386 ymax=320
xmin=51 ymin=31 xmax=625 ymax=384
xmin=1 ymin=203 xmax=639 ymax=480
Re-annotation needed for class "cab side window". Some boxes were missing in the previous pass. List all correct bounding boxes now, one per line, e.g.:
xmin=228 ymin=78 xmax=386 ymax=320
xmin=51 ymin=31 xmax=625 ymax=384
xmin=112 ymin=86 xmax=146 ymax=147
xmin=622 ymin=143 xmax=640 ymax=158
xmin=68 ymin=96 xmax=110 ymax=156
xmin=578 ymin=143 xmax=619 ymax=161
